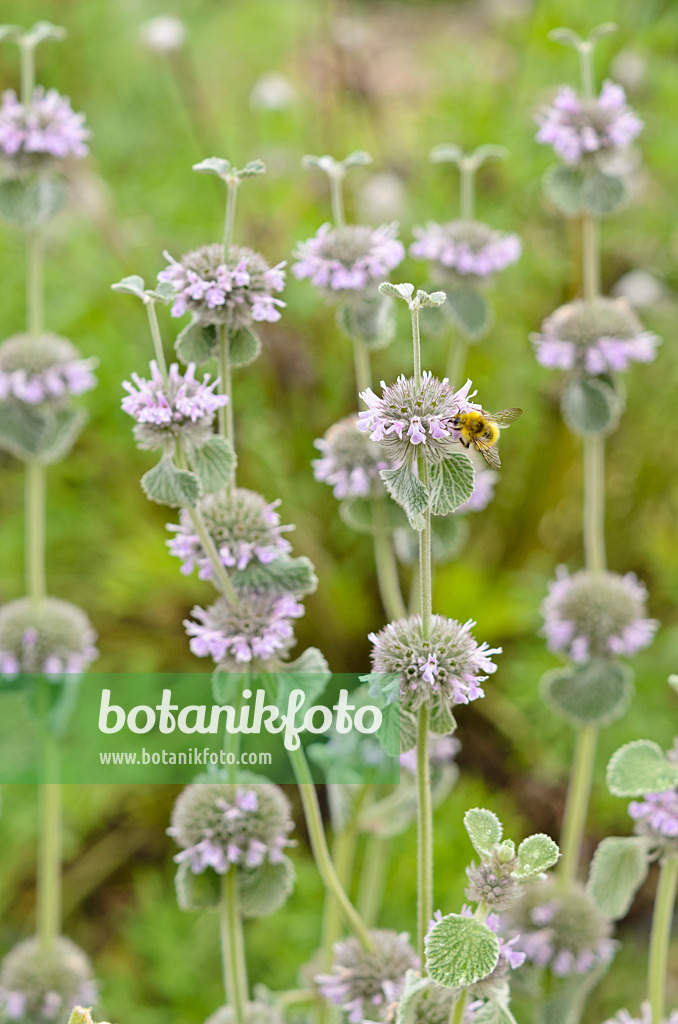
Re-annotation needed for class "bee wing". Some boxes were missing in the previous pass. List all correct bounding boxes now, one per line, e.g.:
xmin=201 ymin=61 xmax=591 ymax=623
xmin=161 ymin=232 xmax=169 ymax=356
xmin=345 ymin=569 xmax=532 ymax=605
xmin=471 ymin=437 xmax=502 ymax=470
xmin=489 ymin=408 xmax=523 ymax=428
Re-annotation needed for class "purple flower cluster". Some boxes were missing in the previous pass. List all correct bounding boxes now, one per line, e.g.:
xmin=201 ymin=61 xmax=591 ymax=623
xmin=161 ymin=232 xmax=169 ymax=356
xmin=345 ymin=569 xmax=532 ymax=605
xmin=0 ymin=88 xmax=90 ymax=165
xmin=316 ymin=930 xmax=418 ymax=1024
xmin=410 ymin=220 xmax=521 ymax=280
xmin=167 ymin=488 xmax=293 ymax=579
xmin=535 ymin=81 xmax=642 ymax=164
xmin=292 ymin=222 xmax=405 ymax=293
xmin=359 ymin=374 xmax=480 ymax=465
xmin=121 ymin=361 xmax=227 ymax=449
xmin=0 ymin=937 xmax=96 ymax=1024
xmin=605 ymin=1004 xmax=678 ymax=1024
xmin=628 ymin=789 xmax=678 ymax=842
xmin=159 ymin=245 xmax=286 ymax=327
xmin=541 ymin=568 xmax=658 ymax=663
xmin=0 ymin=358 xmax=97 ymax=404
xmin=184 ymin=591 xmax=304 ymax=667
xmin=313 ymin=415 xmax=391 ymax=500
xmin=0 ymin=597 xmax=98 ymax=679
xmin=532 ymin=299 xmax=659 ymax=375
xmin=368 ymin=614 xmax=500 ymax=715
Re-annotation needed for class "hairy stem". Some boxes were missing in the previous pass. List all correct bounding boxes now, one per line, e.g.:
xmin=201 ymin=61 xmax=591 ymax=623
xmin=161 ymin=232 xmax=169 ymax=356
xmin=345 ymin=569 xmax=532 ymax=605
xmin=416 ymin=706 xmax=433 ymax=963
xmin=145 ymin=300 xmax=169 ymax=380
xmin=320 ymin=795 xmax=364 ymax=967
xmin=220 ymin=869 xmax=248 ymax=1024
xmin=27 ymin=230 xmax=43 ymax=335
xmin=372 ymin=497 xmax=407 ymax=621
xmin=356 ymin=833 xmax=390 ymax=928
xmin=583 ymin=433 xmax=607 ymax=572
xmin=450 ymin=991 xmax=467 ymax=1024
xmin=412 ymin=309 xmax=422 ymax=383
xmin=459 ymin=163 xmax=475 ymax=221
xmin=218 ymin=326 xmax=235 ymax=460
xmin=25 ymin=459 xmax=46 ymax=601
xmin=223 ymin=181 xmax=239 ymax=251
xmin=330 ymin=172 xmax=345 ymax=229
xmin=647 ymin=852 xmax=678 ymax=1024
xmin=37 ymin=677 xmax=61 ymax=953
xmin=558 ymin=723 xmax=598 ymax=886
xmin=352 ymin=335 xmax=371 ymax=396
xmin=289 ymin=746 xmax=372 ymax=948
xmin=581 ymin=213 xmax=601 ymax=302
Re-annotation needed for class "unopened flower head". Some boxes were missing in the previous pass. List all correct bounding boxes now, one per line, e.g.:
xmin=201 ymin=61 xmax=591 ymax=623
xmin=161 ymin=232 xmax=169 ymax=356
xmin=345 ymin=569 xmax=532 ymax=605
xmin=313 ymin=415 xmax=392 ymax=500
xmin=456 ymin=469 xmax=498 ymax=514
xmin=169 ymin=782 xmax=294 ymax=875
xmin=604 ymin=1004 xmax=678 ymax=1024
xmin=368 ymin=615 xmax=501 ymax=716
xmin=532 ymin=298 xmax=659 ymax=375
xmin=506 ymin=879 xmax=614 ymax=977
xmin=358 ymin=374 xmax=480 ymax=466
xmin=158 ymin=244 xmax=286 ymax=328
xmin=0 ymin=88 xmax=90 ymax=169
xmin=168 ymin=488 xmax=293 ymax=579
xmin=0 ymin=597 xmax=98 ymax=679
xmin=121 ymin=361 xmax=228 ymax=450
xmin=465 ymin=852 xmax=521 ymax=913
xmin=292 ymin=222 xmax=405 ymax=294
xmin=542 ymin=568 xmax=658 ymax=663
xmin=184 ymin=591 xmax=304 ymax=668
xmin=535 ymin=80 xmax=642 ymax=165
xmin=410 ymin=220 xmax=521 ymax=282
xmin=628 ymin=785 xmax=678 ymax=846
xmin=316 ymin=930 xmax=418 ymax=1024
xmin=0 ymin=333 xmax=97 ymax=405
xmin=205 ymin=1003 xmax=284 ymax=1024
xmin=0 ymin=937 xmax=97 ymax=1024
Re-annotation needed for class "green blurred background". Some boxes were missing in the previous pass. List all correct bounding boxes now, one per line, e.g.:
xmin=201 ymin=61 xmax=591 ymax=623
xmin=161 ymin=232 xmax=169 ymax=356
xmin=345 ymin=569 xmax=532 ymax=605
xmin=0 ymin=0 xmax=676 ymax=1020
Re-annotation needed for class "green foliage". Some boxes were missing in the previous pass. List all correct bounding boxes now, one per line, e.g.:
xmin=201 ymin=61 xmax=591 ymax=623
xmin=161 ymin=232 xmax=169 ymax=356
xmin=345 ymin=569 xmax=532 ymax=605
xmin=543 ymin=165 xmax=626 ymax=217
xmin=175 ymin=318 xmax=218 ymax=364
xmin=230 ymin=327 xmax=262 ymax=367
xmin=238 ymin=856 xmax=296 ymax=918
xmin=445 ymin=289 xmax=492 ymax=339
xmin=541 ymin=659 xmax=634 ymax=727
xmin=561 ymin=376 xmax=623 ymax=436
xmin=587 ymin=836 xmax=650 ymax=919
xmin=0 ymin=404 xmax=87 ymax=463
xmin=189 ymin=436 xmax=236 ymax=493
xmin=515 ymin=833 xmax=560 ymax=877
xmin=606 ymin=739 xmax=678 ymax=796
xmin=428 ymin=453 xmax=475 ymax=515
xmin=232 ymin=553 xmax=317 ymax=596
xmin=140 ymin=455 xmax=201 ymax=507
xmin=425 ymin=912 xmax=500 ymax=988
xmin=380 ymin=463 xmax=429 ymax=531
xmin=464 ymin=807 xmax=503 ymax=857
xmin=0 ymin=175 xmax=67 ymax=228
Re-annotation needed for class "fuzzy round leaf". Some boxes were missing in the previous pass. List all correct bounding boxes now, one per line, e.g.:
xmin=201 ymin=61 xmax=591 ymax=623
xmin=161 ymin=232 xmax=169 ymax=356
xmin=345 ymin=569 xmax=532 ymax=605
xmin=0 ymin=404 xmax=87 ymax=463
xmin=543 ymin=165 xmax=585 ymax=217
xmin=541 ymin=659 xmax=634 ymax=727
xmin=189 ymin=435 xmax=236 ymax=493
xmin=271 ymin=647 xmax=331 ymax=706
xmin=238 ymin=856 xmax=295 ymax=918
xmin=561 ymin=376 xmax=622 ymax=437
xmin=582 ymin=171 xmax=626 ymax=216
xmin=587 ymin=836 xmax=650 ymax=919
xmin=232 ymin=554 xmax=317 ymax=597
xmin=428 ymin=453 xmax=475 ymax=515
xmin=175 ymin=318 xmax=218 ymax=364
xmin=380 ymin=463 xmax=429 ymax=531
xmin=229 ymin=327 xmax=262 ymax=367
xmin=445 ymin=290 xmax=492 ymax=339
xmin=516 ymin=833 xmax=560 ymax=878
xmin=111 ymin=275 xmax=146 ymax=297
xmin=175 ymin=861 xmax=221 ymax=911
xmin=425 ymin=913 xmax=500 ymax=988
xmin=606 ymin=739 xmax=678 ymax=796
xmin=193 ymin=157 xmax=231 ymax=177
xmin=464 ymin=808 xmax=503 ymax=857
xmin=140 ymin=455 xmax=201 ymax=508
xmin=337 ymin=293 xmax=395 ymax=349
xmin=0 ymin=175 xmax=67 ymax=228
xmin=472 ymin=1002 xmax=519 ymax=1024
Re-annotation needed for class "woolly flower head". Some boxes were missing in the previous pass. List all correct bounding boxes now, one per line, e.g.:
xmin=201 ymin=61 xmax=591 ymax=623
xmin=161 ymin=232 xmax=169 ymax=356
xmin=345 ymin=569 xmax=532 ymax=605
xmin=0 ymin=333 xmax=97 ymax=406
xmin=505 ymin=879 xmax=614 ymax=977
xmin=0 ymin=597 xmax=98 ymax=679
xmin=604 ymin=1004 xmax=678 ymax=1024
xmin=535 ymin=80 xmax=642 ymax=165
xmin=316 ymin=930 xmax=418 ymax=1024
xmin=541 ymin=568 xmax=658 ymax=664
xmin=532 ymin=298 xmax=659 ymax=375
xmin=292 ymin=222 xmax=405 ymax=294
xmin=121 ymin=361 xmax=228 ymax=450
xmin=205 ymin=1003 xmax=284 ymax=1024
xmin=159 ymin=244 xmax=286 ymax=328
xmin=465 ymin=853 xmax=521 ymax=914
xmin=410 ymin=220 xmax=521 ymax=282
xmin=0 ymin=88 xmax=90 ymax=169
xmin=169 ymin=781 xmax=294 ymax=875
xmin=167 ymin=488 xmax=293 ymax=579
xmin=358 ymin=374 xmax=480 ymax=466
xmin=184 ymin=592 xmax=303 ymax=668
xmin=313 ymin=415 xmax=391 ymax=500
xmin=0 ymin=937 xmax=97 ymax=1024
xmin=628 ymin=784 xmax=678 ymax=846
xmin=368 ymin=615 xmax=500 ymax=716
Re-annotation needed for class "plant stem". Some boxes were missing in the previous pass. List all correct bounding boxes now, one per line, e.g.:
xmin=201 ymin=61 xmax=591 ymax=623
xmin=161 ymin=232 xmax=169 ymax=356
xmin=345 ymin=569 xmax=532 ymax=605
xmin=416 ymin=705 xmax=433 ymax=963
xmin=356 ymin=833 xmax=390 ymax=927
xmin=459 ymin=162 xmax=475 ymax=221
xmin=37 ymin=679 xmax=61 ymax=953
xmin=352 ymin=335 xmax=371 ymax=396
xmin=220 ymin=869 xmax=248 ymax=1024
xmin=145 ymin=300 xmax=169 ymax=380
xmin=330 ymin=171 xmax=345 ymax=229
xmin=372 ymin=497 xmax=407 ymax=621
xmin=647 ymin=852 xmax=678 ymax=1024
xmin=583 ymin=434 xmax=606 ymax=572
xmin=218 ymin=325 xmax=235 ymax=454
xmin=581 ymin=214 xmax=601 ymax=302
xmin=223 ymin=182 xmax=239 ymax=251
xmin=558 ymin=723 xmax=597 ymax=886
xmin=450 ymin=991 xmax=467 ymax=1024
xmin=27 ymin=230 xmax=43 ymax=334
xmin=418 ymin=460 xmax=432 ymax=638
xmin=412 ymin=309 xmax=422 ymax=383
xmin=288 ymin=746 xmax=372 ymax=948
xmin=20 ymin=40 xmax=36 ymax=104
xmin=25 ymin=459 xmax=46 ymax=601
xmin=446 ymin=333 xmax=468 ymax=390
xmin=320 ymin=798 xmax=363 ymax=966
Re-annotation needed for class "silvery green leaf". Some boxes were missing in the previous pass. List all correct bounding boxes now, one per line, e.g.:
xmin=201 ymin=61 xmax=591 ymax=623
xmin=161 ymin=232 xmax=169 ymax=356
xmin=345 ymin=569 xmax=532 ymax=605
xmin=607 ymin=739 xmax=678 ymax=796
xmin=669 ymin=674 xmax=678 ymax=696
xmin=233 ymin=554 xmax=318 ymax=597
xmin=140 ymin=455 xmax=201 ymax=508
xmin=36 ymin=407 xmax=88 ymax=464
xmin=337 ymin=293 xmax=395 ymax=349
xmin=562 ymin=375 xmax=622 ymax=437
xmin=429 ymin=700 xmax=456 ymax=737
xmin=380 ymin=463 xmax=429 ymax=531
xmin=0 ymin=403 xmax=52 ymax=459
xmin=582 ymin=170 xmax=626 ymax=216
xmin=150 ymin=280 xmax=177 ymax=302
xmin=548 ymin=27 xmax=583 ymax=47
xmin=376 ymin=701 xmax=402 ymax=757
xmin=189 ymin=435 xmax=236 ymax=493
xmin=238 ymin=856 xmax=295 ymax=918
xmin=430 ymin=143 xmax=465 ymax=165
xmin=301 ymin=154 xmax=336 ymax=173
xmin=541 ymin=659 xmax=633 ymax=727
xmin=543 ymin=164 xmax=586 ymax=217
xmin=416 ymin=289 xmax=446 ymax=308
xmin=342 ymin=150 xmax=372 ymax=169
xmin=464 ymin=808 xmax=503 ymax=857
xmin=472 ymin=1002 xmax=519 ymax=1024
xmin=400 ymin=708 xmax=418 ymax=752
xmin=272 ymin=647 xmax=331 ymax=706
xmin=175 ymin=860 xmax=220 ymax=910
xmin=379 ymin=281 xmax=415 ymax=303
xmin=111 ymin=275 xmax=146 ymax=297
xmin=495 ymin=839 xmax=516 ymax=862
xmin=229 ymin=327 xmax=261 ymax=367
xmin=588 ymin=23 xmax=618 ymax=42
xmin=445 ymin=289 xmax=492 ymax=339
xmin=0 ymin=175 xmax=67 ymax=229
xmin=236 ymin=159 xmax=266 ymax=178
xmin=425 ymin=913 xmax=500 ymax=988
xmin=587 ymin=836 xmax=650 ymax=919
xmin=192 ymin=156 xmax=231 ymax=177
xmin=212 ymin=668 xmax=251 ymax=705
xmin=429 ymin=453 xmax=475 ymax=515
xmin=395 ymin=972 xmax=435 ymax=1024
xmin=470 ymin=145 xmax=509 ymax=168
xmin=515 ymin=833 xmax=560 ymax=878
xmin=175 ymin=317 xmax=217 ymax=364
xmin=27 ymin=20 xmax=67 ymax=44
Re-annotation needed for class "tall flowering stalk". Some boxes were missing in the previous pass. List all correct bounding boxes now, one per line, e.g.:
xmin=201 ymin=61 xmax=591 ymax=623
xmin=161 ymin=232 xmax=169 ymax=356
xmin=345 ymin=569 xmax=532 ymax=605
xmin=0 ymin=20 xmax=98 ymax=1024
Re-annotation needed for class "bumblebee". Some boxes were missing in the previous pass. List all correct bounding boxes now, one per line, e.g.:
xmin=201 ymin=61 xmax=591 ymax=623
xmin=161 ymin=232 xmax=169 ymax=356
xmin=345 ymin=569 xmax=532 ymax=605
xmin=451 ymin=408 xmax=523 ymax=470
